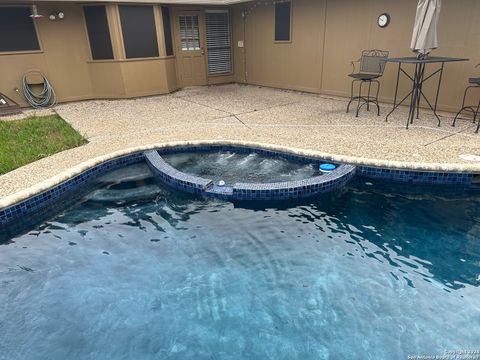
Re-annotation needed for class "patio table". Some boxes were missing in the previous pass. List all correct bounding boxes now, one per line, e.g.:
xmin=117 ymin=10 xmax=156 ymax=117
xmin=385 ymin=56 xmax=469 ymax=129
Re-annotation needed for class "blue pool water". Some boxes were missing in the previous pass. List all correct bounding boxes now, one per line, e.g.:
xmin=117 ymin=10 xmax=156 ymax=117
xmin=162 ymin=150 xmax=320 ymax=184
xmin=0 ymin=163 xmax=479 ymax=360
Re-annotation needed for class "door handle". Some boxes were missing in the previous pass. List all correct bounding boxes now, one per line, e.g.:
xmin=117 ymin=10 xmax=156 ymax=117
xmin=201 ymin=47 xmax=205 ymax=55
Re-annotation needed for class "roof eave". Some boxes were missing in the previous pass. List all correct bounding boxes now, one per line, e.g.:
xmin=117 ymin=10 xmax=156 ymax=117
xmin=5 ymin=0 xmax=252 ymax=5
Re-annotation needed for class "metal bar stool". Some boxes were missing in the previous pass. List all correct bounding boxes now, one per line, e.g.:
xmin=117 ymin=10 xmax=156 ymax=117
xmin=347 ymin=49 xmax=389 ymax=117
xmin=452 ymin=65 xmax=480 ymax=133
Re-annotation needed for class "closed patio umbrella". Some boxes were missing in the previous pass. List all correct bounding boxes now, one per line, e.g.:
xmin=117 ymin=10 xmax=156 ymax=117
xmin=410 ymin=0 xmax=442 ymax=57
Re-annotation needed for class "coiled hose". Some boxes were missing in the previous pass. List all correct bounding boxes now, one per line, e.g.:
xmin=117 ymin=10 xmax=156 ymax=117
xmin=22 ymin=71 xmax=56 ymax=108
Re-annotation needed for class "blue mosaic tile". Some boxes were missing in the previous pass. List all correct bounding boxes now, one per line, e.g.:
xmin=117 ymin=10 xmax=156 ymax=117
xmin=147 ymin=148 xmax=356 ymax=201
xmin=150 ymin=144 xmax=476 ymax=198
xmin=144 ymin=150 xmax=212 ymax=195
xmin=356 ymin=166 xmax=473 ymax=185
xmin=0 ymin=152 xmax=144 ymax=227
xmin=1 ymin=144 xmax=477 ymax=229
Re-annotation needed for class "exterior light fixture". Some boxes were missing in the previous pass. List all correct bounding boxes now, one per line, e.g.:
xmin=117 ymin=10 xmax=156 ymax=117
xmin=30 ymin=5 xmax=43 ymax=19
xmin=48 ymin=11 xmax=65 ymax=21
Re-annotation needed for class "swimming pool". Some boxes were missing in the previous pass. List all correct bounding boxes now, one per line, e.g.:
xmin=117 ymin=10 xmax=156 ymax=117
xmin=0 ymin=160 xmax=479 ymax=360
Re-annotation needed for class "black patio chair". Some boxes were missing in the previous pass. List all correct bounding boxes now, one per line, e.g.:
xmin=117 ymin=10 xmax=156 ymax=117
xmin=452 ymin=64 xmax=480 ymax=134
xmin=347 ymin=49 xmax=389 ymax=117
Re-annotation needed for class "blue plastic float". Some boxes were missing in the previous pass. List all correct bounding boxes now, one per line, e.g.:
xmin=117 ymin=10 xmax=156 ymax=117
xmin=319 ymin=163 xmax=337 ymax=173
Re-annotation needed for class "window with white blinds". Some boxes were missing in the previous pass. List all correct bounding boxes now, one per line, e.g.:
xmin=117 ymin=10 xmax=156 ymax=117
xmin=179 ymin=15 xmax=200 ymax=51
xmin=205 ymin=10 xmax=232 ymax=75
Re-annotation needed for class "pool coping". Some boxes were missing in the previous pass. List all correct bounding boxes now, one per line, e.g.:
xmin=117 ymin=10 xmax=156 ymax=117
xmin=1 ymin=139 xmax=479 ymax=211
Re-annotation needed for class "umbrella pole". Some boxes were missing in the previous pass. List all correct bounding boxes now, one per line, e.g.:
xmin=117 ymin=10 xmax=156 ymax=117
xmin=416 ymin=63 xmax=426 ymax=119
xmin=407 ymin=63 xmax=421 ymax=129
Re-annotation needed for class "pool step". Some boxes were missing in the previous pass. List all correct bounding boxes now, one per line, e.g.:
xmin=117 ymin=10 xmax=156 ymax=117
xmin=205 ymin=184 xmax=234 ymax=199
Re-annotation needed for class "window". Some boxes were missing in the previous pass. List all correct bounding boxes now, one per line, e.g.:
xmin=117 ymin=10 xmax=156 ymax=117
xmin=83 ymin=6 xmax=114 ymax=60
xmin=119 ymin=5 xmax=159 ymax=59
xmin=275 ymin=1 xmax=291 ymax=42
xmin=179 ymin=15 xmax=200 ymax=51
xmin=0 ymin=7 xmax=40 ymax=52
xmin=161 ymin=7 xmax=174 ymax=56
xmin=205 ymin=10 xmax=232 ymax=75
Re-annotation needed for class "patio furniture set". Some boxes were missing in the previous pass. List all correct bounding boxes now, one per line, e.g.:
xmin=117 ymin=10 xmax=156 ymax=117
xmin=346 ymin=49 xmax=479 ymax=133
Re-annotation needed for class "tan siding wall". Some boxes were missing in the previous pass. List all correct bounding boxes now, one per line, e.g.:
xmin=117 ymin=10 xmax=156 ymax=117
xmin=232 ymin=0 xmax=480 ymax=112
xmin=165 ymin=58 xmax=179 ymax=91
xmin=2 ymin=0 xmax=479 ymax=112
xmin=0 ymin=3 xmax=93 ymax=105
xmin=88 ymin=62 xmax=126 ymax=99
xmin=0 ymin=2 xmax=179 ymax=106
xmin=233 ymin=0 xmax=326 ymax=93
xmin=121 ymin=60 xmax=171 ymax=96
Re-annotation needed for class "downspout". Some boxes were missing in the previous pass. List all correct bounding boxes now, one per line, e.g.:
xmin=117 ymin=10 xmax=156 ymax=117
xmin=319 ymin=0 xmax=328 ymax=93
xmin=242 ymin=9 xmax=247 ymax=83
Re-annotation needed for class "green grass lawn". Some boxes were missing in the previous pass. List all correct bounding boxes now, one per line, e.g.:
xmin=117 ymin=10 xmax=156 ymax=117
xmin=0 ymin=115 xmax=87 ymax=174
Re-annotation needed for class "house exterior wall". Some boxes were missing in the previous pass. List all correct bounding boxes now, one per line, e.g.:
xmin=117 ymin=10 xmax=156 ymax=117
xmin=232 ymin=0 xmax=480 ymax=112
xmin=0 ymin=2 xmax=180 ymax=106
xmin=0 ymin=2 xmax=237 ymax=107
xmin=1 ymin=0 xmax=479 ymax=112
xmin=0 ymin=3 xmax=93 ymax=105
xmin=233 ymin=0 xmax=326 ymax=93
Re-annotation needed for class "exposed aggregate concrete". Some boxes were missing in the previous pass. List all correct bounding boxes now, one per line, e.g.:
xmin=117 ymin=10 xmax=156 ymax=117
xmin=0 ymin=84 xmax=479 ymax=209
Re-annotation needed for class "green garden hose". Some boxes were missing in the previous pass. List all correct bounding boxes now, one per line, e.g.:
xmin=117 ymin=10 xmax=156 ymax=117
xmin=22 ymin=71 xmax=56 ymax=108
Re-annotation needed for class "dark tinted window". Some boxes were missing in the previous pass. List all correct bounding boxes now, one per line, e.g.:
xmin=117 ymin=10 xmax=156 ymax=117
xmin=83 ymin=5 xmax=114 ymax=60
xmin=275 ymin=1 xmax=291 ymax=41
xmin=119 ymin=5 xmax=159 ymax=59
xmin=161 ymin=6 xmax=174 ymax=56
xmin=0 ymin=7 xmax=40 ymax=52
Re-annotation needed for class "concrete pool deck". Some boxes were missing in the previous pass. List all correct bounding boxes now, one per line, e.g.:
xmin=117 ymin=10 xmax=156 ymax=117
xmin=0 ymin=83 xmax=479 ymax=208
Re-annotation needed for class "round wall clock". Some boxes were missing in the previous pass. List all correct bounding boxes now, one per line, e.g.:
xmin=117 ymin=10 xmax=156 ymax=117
xmin=378 ymin=13 xmax=390 ymax=28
